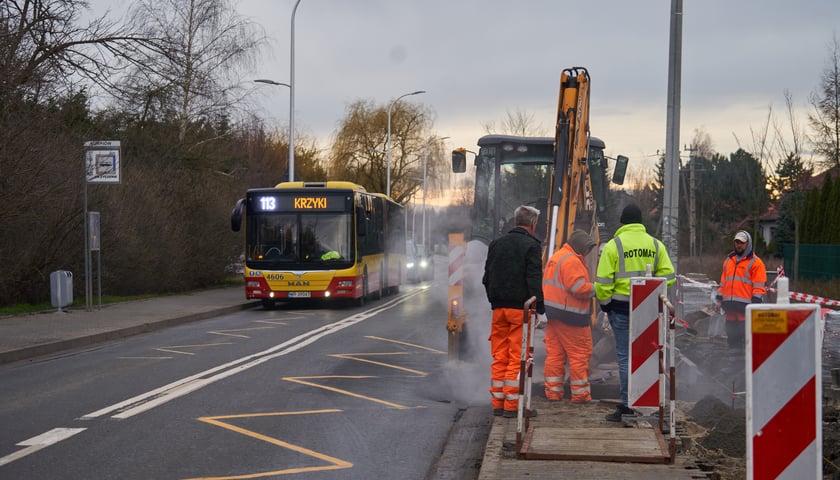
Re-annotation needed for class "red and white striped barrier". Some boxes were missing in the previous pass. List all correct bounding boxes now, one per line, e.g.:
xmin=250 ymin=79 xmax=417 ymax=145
xmin=746 ymin=303 xmax=822 ymax=479
xmin=767 ymin=289 xmax=840 ymax=308
xmin=677 ymin=273 xmax=840 ymax=308
xmin=628 ymin=277 xmax=668 ymax=408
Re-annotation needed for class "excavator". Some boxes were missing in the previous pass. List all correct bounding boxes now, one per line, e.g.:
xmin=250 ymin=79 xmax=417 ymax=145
xmin=447 ymin=67 xmax=628 ymax=359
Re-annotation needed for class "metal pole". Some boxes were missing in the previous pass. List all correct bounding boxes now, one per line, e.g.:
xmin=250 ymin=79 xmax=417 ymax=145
xmin=386 ymin=90 xmax=425 ymax=198
xmin=662 ymin=0 xmax=683 ymax=262
xmin=97 ymin=249 xmax=102 ymax=309
xmin=422 ymin=143 xmax=427 ymax=250
xmin=289 ymin=0 xmax=302 ymax=182
xmin=84 ymin=180 xmax=90 ymax=311
xmin=421 ymin=136 xmax=449 ymax=252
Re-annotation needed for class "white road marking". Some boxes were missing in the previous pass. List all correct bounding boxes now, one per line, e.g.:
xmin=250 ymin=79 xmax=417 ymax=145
xmin=0 ymin=428 xmax=86 ymax=466
xmin=81 ymin=291 xmax=423 ymax=421
xmin=155 ymin=342 xmax=233 ymax=355
xmin=208 ymin=326 xmax=275 ymax=338
xmin=118 ymin=356 xmax=175 ymax=360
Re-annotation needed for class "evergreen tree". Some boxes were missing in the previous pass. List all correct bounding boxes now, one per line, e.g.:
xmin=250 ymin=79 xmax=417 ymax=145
xmin=817 ymin=174 xmax=834 ymax=242
xmin=770 ymin=152 xmax=812 ymax=199
xmin=830 ymin=174 xmax=840 ymax=242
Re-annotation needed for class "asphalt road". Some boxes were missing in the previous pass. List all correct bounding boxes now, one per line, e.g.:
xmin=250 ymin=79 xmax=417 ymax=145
xmin=0 ymin=262 xmax=489 ymax=480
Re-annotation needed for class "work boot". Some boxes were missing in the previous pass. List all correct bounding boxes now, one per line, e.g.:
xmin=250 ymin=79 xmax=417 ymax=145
xmin=605 ymin=404 xmax=634 ymax=422
xmin=503 ymin=408 xmax=537 ymax=418
xmin=493 ymin=408 xmax=503 ymax=417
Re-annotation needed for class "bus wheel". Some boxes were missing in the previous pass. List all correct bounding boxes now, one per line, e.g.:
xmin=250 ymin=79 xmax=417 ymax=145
xmin=356 ymin=272 xmax=368 ymax=307
xmin=372 ymin=267 xmax=383 ymax=300
xmin=261 ymin=298 xmax=277 ymax=310
xmin=390 ymin=266 xmax=401 ymax=295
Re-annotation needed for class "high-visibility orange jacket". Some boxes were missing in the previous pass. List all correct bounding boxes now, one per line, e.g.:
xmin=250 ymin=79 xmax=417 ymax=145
xmin=542 ymin=243 xmax=593 ymax=326
xmin=717 ymin=251 xmax=766 ymax=318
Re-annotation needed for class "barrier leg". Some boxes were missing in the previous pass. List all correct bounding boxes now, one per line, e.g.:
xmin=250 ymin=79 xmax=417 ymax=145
xmin=516 ymin=296 xmax=537 ymax=453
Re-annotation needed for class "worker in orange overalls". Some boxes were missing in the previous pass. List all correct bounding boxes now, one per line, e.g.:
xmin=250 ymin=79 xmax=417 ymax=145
xmin=542 ymin=230 xmax=597 ymax=403
xmin=483 ymin=205 xmax=547 ymax=418
xmin=716 ymin=230 xmax=766 ymax=349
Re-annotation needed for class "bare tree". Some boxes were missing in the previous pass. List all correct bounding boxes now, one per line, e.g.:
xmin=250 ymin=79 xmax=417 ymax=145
xmin=118 ymin=0 xmax=265 ymax=143
xmin=0 ymin=0 xmax=159 ymax=102
xmin=482 ymin=108 xmax=549 ymax=137
xmin=808 ymin=33 xmax=840 ymax=169
xmin=328 ymin=99 xmax=439 ymax=204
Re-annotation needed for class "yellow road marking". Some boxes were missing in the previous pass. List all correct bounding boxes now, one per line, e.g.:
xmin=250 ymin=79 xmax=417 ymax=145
xmin=187 ymin=410 xmax=351 ymax=479
xmin=329 ymin=353 xmax=428 ymax=376
xmin=283 ymin=376 xmax=409 ymax=409
xmin=208 ymin=326 xmax=275 ymax=338
xmin=364 ymin=336 xmax=446 ymax=354
xmin=156 ymin=343 xmax=232 ymax=355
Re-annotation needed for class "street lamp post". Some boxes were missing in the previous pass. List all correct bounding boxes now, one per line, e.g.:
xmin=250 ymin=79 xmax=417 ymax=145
xmin=386 ymin=90 xmax=425 ymax=198
xmin=254 ymin=79 xmax=291 ymax=180
xmin=289 ymin=0 xmax=302 ymax=182
xmin=421 ymin=136 xmax=449 ymax=252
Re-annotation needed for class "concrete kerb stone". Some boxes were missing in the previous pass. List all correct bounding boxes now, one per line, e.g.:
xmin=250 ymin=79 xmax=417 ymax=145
xmin=0 ymin=302 xmax=259 ymax=365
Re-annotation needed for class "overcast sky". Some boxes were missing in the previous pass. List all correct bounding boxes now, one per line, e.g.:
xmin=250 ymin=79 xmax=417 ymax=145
xmin=101 ymin=0 xmax=840 ymax=178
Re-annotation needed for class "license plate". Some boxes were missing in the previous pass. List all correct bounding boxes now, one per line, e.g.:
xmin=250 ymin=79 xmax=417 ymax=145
xmin=288 ymin=291 xmax=311 ymax=298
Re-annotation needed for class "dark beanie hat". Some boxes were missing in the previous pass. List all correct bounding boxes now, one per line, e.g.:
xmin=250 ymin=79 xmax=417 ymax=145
xmin=620 ymin=204 xmax=643 ymax=225
xmin=568 ymin=230 xmax=596 ymax=255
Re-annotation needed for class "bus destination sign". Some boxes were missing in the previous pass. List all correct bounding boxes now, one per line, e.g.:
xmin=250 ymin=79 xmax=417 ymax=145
xmin=252 ymin=193 xmax=348 ymax=212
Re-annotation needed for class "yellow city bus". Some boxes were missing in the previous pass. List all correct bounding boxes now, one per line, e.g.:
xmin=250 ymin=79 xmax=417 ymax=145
xmin=230 ymin=181 xmax=406 ymax=308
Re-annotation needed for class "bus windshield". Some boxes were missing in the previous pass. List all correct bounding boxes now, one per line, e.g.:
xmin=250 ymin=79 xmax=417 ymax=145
xmin=246 ymin=212 xmax=353 ymax=268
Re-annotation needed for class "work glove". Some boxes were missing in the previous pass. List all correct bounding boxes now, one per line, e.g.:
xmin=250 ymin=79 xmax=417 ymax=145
xmin=535 ymin=313 xmax=547 ymax=329
xmin=599 ymin=302 xmax=613 ymax=313
xmin=751 ymin=296 xmax=763 ymax=304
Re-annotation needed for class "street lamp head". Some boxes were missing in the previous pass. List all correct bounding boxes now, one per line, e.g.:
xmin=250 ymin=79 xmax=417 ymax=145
xmin=254 ymin=79 xmax=291 ymax=88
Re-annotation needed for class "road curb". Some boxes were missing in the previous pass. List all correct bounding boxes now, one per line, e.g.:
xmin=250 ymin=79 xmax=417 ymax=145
xmin=0 ymin=302 xmax=259 ymax=365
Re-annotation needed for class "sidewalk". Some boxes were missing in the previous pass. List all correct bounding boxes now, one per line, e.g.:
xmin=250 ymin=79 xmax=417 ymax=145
xmin=0 ymin=289 xmax=709 ymax=480
xmin=0 ymin=287 xmax=258 ymax=365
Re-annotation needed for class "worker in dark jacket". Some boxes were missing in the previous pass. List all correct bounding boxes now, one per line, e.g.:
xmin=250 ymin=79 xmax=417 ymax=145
xmin=483 ymin=205 xmax=547 ymax=418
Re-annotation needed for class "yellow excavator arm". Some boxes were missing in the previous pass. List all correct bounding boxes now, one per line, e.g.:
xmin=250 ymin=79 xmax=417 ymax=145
xmin=546 ymin=67 xmax=597 ymax=259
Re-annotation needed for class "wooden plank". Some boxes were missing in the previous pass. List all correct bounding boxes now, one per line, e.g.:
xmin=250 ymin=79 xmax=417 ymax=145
xmin=521 ymin=427 xmax=670 ymax=463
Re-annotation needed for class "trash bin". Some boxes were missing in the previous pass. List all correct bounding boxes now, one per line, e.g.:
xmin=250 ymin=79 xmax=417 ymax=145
xmin=50 ymin=270 xmax=73 ymax=308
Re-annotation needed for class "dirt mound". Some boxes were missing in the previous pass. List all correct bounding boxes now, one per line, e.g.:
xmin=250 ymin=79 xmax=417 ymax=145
xmin=690 ymin=395 xmax=746 ymax=458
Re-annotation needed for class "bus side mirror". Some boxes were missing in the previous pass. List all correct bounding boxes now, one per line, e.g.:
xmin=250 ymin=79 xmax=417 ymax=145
xmin=452 ymin=148 xmax=467 ymax=173
xmin=231 ymin=198 xmax=245 ymax=232
xmin=612 ymin=155 xmax=629 ymax=185
xmin=356 ymin=206 xmax=367 ymax=236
